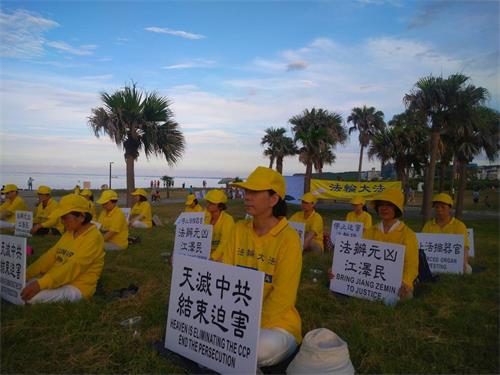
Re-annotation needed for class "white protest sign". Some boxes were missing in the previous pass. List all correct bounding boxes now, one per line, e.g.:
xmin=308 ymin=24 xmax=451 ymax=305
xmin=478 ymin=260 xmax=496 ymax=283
xmin=174 ymin=224 xmax=213 ymax=260
xmin=165 ymin=256 xmax=264 ymax=374
xmin=330 ymin=235 xmax=405 ymax=305
xmin=175 ymin=212 xmax=205 ymax=226
xmin=14 ymin=211 xmax=33 ymax=237
xmin=417 ymin=233 xmax=464 ymax=274
xmin=0 ymin=235 xmax=26 ymax=305
xmin=121 ymin=207 xmax=131 ymax=223
xmin=288 ymin=221 xmax=305 ymax=249
xmin=330 ymin=220 xmax=364 ymax=243
xmin=91 ymin=221 xmax=102 ymax=230
xmin=467 ymin=228 xmax=474 ymax=257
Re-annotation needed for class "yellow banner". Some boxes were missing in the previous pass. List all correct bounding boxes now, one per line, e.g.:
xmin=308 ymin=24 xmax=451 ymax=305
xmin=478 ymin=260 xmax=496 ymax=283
xmin=310 ymin=179 xmax=402 ymax=200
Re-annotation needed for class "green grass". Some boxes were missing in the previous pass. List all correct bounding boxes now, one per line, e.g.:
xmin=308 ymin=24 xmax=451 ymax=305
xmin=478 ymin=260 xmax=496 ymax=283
xmin=1 ymin=201 xmax=498 ymax=373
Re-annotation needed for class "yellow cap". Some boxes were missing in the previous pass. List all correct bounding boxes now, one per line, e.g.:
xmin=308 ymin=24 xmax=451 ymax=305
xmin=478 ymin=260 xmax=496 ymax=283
xmin=371 ymin=188 xmax=404 ymax=213
xmin=432 ymin=193 xmax=453 ymax=206
xmin=2 ymin=184 xmax=18 ymax=193
xmin=301 ymin=192 xmax=317 ymax=203
xmin=132 ymin=188 xmax=148 ymax=198
xmin=80 ymin=189 xmax=93 ymax=197
xmin=51 ymin=194 xmax=91 ymax=217
xmin=96 ymin=190 xmax=118 ymax=204
xmin=232 ymin=166 xmax=286 ymax=199
xmin=205 ymin=189 xmax=228 ymax=204
xmin=350 ymin=196 xmax=365 ymax=205
xmin=37 ymin=185 xmax=52 ymax=195
xmin=185 ymin=194 xmax=196 ymax=206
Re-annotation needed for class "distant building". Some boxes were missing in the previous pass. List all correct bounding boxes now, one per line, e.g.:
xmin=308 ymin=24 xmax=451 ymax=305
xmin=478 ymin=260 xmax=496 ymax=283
xmin=477 ymin=165 xmax=500 ymax=180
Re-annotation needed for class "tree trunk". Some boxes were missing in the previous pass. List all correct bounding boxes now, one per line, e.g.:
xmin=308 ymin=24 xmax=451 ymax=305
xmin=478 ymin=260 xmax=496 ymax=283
xmin=438 ymin=161 xmax=446 ymax=193
xmin=455 ymin=161 xmax=467 ymax=219
xmin=449 ymin=156 xmax=458 ymax=197
xmin=357 ymin=144 xmax=364 ymax=181
xmin=167 ymin=185 xmax=170 ymax=199
xmin=125 ymin=154 xmax=135 ymax=207
xmin=276 ymin=156 xmax=283 ymax=175
xmin=423 ymin=131 xmax=440 ymax=223
xmin=304 ymin=161 xmax=312 ymax=193
xmin=268 ymin=156 xmax=275 ymax=169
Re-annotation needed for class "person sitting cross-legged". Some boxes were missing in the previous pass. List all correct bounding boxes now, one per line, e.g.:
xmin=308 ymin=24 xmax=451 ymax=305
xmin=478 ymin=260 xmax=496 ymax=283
xmin=203 ymin=189 xmax=234 ymax=261
xmin=289 ymin=192 xmax=324 ymax=252
xmin=0 ymin=184 xmax=28 ymax=230
xmin=21 ymin=194 xmax=104 ymax=304
xmin=345 ymin=196 xmax=372 ymax=229
xmin=129 ymin=188 xmax=153 ymax=229
xmin=31 ymin=185 xmax=64 ymax=236
xmin=96 ymin=190 xmax=128 ymax=250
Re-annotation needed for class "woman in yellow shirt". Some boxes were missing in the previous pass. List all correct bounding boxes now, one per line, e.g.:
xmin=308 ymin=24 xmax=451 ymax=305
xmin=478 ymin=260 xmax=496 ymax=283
xmin=31 ymin=185 xmax=64 ymax=235
xmin=220 ymin=166 xmax=302 ymax=367
xmin=289 ymin=192 xmax=324 ymax=252
xmin=345 ymin=196 xmax=372 ymax=229
xmin=204 ymin=189 xmax=234 ymax=261
xmin=0 ymin=184 xmax=28 ymax=229
xmin=422 ymin=193 xmax=471 ymax=274
xmin=184 ymin=194 xmax=203 ymax=212
xmin=21 ymin=194 xmax=104 ymax=303
xmin=364 ymin=188 xmax=419 ymax=300
xmin=80 ymin=189 xmax=97 ymax=220
xmin=129 ymin=188 xmax=153 ymax=229
xmin=96 ymin=190 xmax=128 ymax=250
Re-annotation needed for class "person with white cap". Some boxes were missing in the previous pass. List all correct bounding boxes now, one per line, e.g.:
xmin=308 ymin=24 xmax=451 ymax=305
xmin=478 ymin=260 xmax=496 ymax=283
xmin=204 ymin=189 xmax=234 ymax=261
xmin=422 ymin=193 xmax=472 ymax=274
xmin=184 ymin=194 xmax=203 ymax=212
xmin=96 ymin=190 xmax=128 ymax=250
xmin=21 ymin=194 xmax=105 ymax=303
xmin=80 ymin=189 xmax=97 ymax=220
xmin=31 ymin=185 xmax=65 ymax=235
xmin=364 ymin=188 xmax=419 ymax=299
xmin=289 ymin=192 xmax=324 ymax=252
xmin=345 ymin=196 xmax=372 ymax=229
xmin=129 ymin=188 xmax=153 ymax=229
xmin=0 ymin=184 xmax=28 ymax=229
xmin=219 ymin=166 xmax=302 ymax=367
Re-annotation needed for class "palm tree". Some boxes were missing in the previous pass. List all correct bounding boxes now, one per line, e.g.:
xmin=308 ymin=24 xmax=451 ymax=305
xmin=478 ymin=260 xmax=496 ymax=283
xmin=89 ymin=83 xmax=185 ymax=206
xmin=260 ymin=127 xmax=297 ymax=173
xmin=290 ymin=108 xmax=347 ymax=192
xmin=161 ymin=175 xmax=174 ymax=198
xmin=404 ymin=74 xmax=489 ymax=223
xmin=347 ymin=106 xmax=386 ymax=181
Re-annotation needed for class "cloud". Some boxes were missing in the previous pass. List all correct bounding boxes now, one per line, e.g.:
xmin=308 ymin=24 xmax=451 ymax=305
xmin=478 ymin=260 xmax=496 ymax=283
xmin=145 ymin=26 xmax=206 ymax=40
xmin=407 ymin=0 xmax=454 ymax=29
xmin=286 ymin=60 xmax=308 ymax=71
xmin=163 ymin=59 xmax=215 ymax=69
xmin=46 ymin=41 xmax=97 ymax=55
xmin=0 ymin=9 xmax=58 ymax=58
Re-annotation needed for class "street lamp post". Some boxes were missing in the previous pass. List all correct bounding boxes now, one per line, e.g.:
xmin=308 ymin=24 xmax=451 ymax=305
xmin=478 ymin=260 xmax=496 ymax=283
xmin=109 ymin=162 xmax=114 ymax=189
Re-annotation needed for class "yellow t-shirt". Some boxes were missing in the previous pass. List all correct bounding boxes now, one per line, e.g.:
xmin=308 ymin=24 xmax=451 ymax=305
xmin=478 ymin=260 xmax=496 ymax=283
xmin=0 ymin=195 xmax=28 ymax=223
xmin=346 ymin=210 xmax=372 ymax=229
xmin=422 ymin=217 xmax=469 ymax=249
xmin=34 ymin=198 xmax=64 ymax=233
xmin=364 ymin=222 xmax=419 ymax=290
xmin=289 ymin=210 xmax=324 ymax=251
xmin=26 ymin=225 xmax=105 ymax=299
xmin=221 ymin=217 xmax=302 ymax=343
xmin=185 ymin=204 xmax=203 ymax=213
xmin=88 ymin=201 xmax=97 ymax=221
xmin=98 ymin=206 xmax=129 ymax=249
xmin=130 ymin=201 xmax=153 ymax=228
xmin=206 ymin=211 xmax=235 ymax=261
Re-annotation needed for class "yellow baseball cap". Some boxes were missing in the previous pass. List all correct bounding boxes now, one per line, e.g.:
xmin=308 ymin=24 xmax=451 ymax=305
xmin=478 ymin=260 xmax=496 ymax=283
xmin=132 ymin=188 xmax=148 ymax=198
xmin=370 ymin=188 xmax=404 ymax=213
xmin=96 ymin=190 xmax=118 ymax=204
xmin=185 ymin=194 xmax=196 ymax=206
xmin=432 ymin=193 xmax=453 ymax=206
xmin=205 ymin=189 xmax=227 ymax=204
xmin=2 ymin=184 xmax=18 ymax=193
xmin=350 ymin=196 xmax=365 ymax=205
xmin=232 ymin=166 xmax=286 ymax=199
xmin=301 ymin=192 xmax=317 ymax=203
xmin=80 ymin=189 xmax=93 ymax=197
xmin=37 ymin=185 xmax=52 ymax=195
xmin=51 ymin=194 xmax=91 ymax=217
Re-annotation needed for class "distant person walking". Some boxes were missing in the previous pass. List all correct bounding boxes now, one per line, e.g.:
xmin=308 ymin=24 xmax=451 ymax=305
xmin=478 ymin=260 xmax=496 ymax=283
xmin=27 ymin=177 xmax=34 ymax=190
xmin=473 ymin=188 xmax=480 ymax=204
xmin=203 ymin=180 xmax=207 ymax=188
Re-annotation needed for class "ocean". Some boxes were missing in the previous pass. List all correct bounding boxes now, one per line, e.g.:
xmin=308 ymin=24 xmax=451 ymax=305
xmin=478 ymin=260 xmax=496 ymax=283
xmin=0 ymin=171 xmax=224 ymax=190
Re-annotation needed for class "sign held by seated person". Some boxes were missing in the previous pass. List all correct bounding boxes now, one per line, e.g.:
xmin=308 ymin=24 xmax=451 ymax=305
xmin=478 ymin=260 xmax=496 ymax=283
xmin=165 ymin=255 xmax=264 ymax=374
xmin=0 ymin=234 xmax=26 ymax=305
xmin=288 ymin=221 xmax=305 ymax=249
xmin=175 ymin=211 xmax=205 ymax=226
xmin=330 ymin=220 xmax=364 ymax=242
xmin=417 ymin=233 xmax=464 ymax=274
xmin=174 ymin=224 xmax=213 ymax=260
xmin=330 ymin=235 xmax=405 ymax=305
xmin=15 ymin=211 xmax=33 ymax=237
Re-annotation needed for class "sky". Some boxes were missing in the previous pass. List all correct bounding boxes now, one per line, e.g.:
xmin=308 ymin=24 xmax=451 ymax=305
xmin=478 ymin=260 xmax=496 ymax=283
xmin=0 ymin=0 xmax=499 ymax=179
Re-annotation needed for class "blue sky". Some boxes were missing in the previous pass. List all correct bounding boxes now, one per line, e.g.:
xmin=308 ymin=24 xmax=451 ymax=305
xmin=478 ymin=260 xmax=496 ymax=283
xmin=1 ymin=0 xmax=499 ymax=178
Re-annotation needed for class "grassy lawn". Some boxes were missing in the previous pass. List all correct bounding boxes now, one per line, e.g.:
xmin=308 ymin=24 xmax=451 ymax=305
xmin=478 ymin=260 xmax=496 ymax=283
xmin=1 ymin=200 xmax=498 ymax=373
